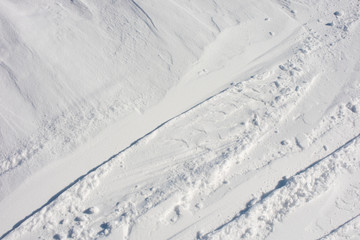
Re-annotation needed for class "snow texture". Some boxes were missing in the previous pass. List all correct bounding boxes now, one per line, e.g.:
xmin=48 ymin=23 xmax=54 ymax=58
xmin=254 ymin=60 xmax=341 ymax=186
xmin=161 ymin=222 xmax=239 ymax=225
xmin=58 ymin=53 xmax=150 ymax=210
xmin=1 ymin=0 xmax=360 ymax=239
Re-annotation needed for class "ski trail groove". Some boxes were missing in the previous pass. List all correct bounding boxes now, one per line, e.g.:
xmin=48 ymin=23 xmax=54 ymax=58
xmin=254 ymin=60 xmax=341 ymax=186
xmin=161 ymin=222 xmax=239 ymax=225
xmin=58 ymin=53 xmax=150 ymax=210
xmin=316 ymin=213 xmax=360 ymax=240
xmin=128 ymin=0 xmax=158 ymax=33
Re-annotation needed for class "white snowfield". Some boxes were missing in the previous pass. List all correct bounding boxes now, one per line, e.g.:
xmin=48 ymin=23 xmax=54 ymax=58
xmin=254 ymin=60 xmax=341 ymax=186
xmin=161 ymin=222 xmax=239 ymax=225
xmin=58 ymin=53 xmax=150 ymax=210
xmin=1 ymin=0 xmax=360 ymax=239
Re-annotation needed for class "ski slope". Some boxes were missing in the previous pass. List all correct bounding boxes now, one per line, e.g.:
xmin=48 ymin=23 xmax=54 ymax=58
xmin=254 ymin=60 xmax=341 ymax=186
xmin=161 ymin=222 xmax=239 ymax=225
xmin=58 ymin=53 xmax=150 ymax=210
xmin=1 ymin=0 xmax=360 ymax=239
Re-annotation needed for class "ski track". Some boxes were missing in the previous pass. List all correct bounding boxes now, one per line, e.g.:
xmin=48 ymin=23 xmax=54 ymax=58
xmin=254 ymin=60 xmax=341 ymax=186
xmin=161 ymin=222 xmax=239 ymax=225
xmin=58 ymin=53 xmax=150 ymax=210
xmin=317 ymin=214 xmax=360 ymax=240
xmin=2 ymin=0 xmax=360 ymax=239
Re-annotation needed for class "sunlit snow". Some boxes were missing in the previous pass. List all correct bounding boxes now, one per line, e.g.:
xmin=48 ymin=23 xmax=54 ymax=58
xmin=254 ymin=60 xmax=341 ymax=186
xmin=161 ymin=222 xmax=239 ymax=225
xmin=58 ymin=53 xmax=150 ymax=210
xmin=0 ymin=0 xmax=359 ymax=239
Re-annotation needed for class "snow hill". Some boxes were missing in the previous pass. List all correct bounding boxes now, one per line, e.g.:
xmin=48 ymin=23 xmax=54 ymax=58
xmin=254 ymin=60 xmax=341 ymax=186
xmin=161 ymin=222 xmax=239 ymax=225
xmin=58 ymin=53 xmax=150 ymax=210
xmin=1 ymin=0 xmax=360 ymax=239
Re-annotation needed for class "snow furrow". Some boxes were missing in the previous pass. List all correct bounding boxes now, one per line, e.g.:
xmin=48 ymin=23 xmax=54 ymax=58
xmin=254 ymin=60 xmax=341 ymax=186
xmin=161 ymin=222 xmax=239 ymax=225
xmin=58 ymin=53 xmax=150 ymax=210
xmin=317 ymin=213 xmax=360 ymax=240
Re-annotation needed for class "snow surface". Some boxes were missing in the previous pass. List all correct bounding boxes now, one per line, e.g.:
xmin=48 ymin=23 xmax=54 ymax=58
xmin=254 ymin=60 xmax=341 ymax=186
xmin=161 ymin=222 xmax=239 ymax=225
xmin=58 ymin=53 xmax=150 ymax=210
xmin=1 ymin=0 xmax=360 ymax=239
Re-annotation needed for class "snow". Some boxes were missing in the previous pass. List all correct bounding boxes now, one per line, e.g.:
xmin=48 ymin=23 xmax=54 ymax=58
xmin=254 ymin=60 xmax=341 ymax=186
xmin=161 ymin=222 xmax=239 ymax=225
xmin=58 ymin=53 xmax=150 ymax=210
xmin=1 ymin=0 xmax=360 ymax=239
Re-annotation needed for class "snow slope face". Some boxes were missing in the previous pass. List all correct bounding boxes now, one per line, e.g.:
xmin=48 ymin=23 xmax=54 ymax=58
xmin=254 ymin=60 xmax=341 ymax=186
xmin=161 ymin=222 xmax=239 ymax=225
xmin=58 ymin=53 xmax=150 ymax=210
xmin=0 ymin=0 xmax=250 ymax=193
xmin=1 ymin=0 xmax=360 ymax=239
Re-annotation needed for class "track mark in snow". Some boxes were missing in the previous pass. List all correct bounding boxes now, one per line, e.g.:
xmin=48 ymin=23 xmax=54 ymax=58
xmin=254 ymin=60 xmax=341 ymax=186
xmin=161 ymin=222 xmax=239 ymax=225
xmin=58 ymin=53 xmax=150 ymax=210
xmin=66 ymin=0 xmax=93 ymax=19
xmin=128 ymin=0 xmax=158 ymax=33
xmin=317 ymin=213 xmax=360 ymax=240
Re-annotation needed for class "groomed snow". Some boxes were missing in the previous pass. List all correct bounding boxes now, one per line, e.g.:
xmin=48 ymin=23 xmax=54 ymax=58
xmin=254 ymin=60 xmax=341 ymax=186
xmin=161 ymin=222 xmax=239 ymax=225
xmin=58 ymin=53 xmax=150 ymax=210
xmin=1 ymin=0 xmax=360 ymax=239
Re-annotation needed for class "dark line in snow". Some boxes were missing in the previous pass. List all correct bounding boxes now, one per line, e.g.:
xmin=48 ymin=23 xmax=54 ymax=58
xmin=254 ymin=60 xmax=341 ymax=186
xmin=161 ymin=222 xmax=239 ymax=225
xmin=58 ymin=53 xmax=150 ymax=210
xmin=316 ymin=213 xmax=360 ymax=240
xmin=295 ymin=132 xmax=360 ymax=176
xmin=128 ymin=0 xmax=158 ymax=33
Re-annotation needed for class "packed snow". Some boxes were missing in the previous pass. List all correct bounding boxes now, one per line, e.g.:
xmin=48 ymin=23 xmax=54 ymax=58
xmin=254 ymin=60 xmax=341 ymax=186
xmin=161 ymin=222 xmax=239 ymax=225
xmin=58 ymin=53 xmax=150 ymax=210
xmin=0 ymin=0 xmax=360 ymax=239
